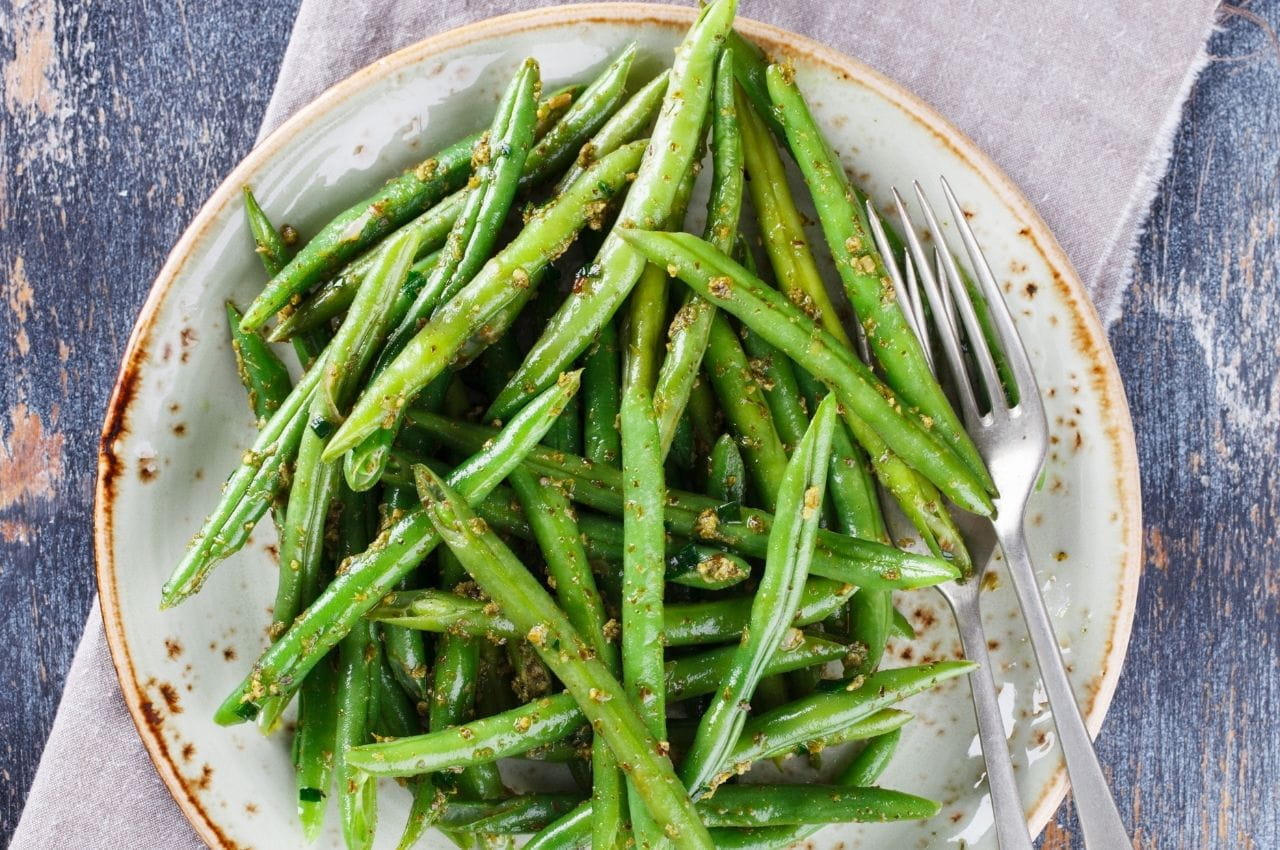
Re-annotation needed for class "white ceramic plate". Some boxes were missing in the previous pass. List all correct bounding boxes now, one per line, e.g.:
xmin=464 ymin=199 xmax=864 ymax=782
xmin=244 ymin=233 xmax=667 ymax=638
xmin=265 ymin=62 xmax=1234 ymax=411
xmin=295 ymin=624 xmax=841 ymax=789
xmin=95 ymin=5 xmax=1141 ymax=848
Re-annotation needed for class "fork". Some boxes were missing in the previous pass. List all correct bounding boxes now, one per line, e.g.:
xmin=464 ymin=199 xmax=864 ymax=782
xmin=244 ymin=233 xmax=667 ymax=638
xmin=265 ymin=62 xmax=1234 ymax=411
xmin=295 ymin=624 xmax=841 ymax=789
xmin=872 ymin=178 xmax=1133 ymax=849
xmin=863 ymin=206 xmax=1033 ymax=850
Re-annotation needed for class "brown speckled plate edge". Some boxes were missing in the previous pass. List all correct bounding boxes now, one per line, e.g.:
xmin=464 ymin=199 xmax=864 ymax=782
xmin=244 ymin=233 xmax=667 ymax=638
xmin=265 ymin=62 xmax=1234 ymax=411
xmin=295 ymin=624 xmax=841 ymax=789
xmin=93 ymin=4 xmax=1142 ymax=846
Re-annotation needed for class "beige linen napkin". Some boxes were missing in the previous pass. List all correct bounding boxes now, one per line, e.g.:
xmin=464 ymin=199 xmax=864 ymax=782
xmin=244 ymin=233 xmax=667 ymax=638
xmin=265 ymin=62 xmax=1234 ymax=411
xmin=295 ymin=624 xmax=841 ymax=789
xmin=13 ymin=1 xmax=1217 ymax=847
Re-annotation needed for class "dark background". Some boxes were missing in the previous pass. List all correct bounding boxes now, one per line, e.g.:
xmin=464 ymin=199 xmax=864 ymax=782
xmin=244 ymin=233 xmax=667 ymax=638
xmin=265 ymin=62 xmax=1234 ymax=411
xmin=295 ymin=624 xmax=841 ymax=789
xmin=2 ymin=1 xmax=1277 ymax=846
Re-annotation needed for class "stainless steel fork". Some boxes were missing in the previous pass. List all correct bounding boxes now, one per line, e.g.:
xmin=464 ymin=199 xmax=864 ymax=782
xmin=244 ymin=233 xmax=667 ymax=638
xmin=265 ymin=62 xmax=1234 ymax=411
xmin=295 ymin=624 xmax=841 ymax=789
xmin=877 ymin=178 xmax=1133 ymax=850
xmin=865 ymin=204 xmax=1033 ymax=850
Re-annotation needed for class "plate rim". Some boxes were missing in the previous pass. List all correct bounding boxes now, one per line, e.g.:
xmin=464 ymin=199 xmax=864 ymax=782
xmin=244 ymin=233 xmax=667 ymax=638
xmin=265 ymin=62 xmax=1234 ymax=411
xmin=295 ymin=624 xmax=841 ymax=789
xmin=93 ymin=4 xmax=1143 ymax=846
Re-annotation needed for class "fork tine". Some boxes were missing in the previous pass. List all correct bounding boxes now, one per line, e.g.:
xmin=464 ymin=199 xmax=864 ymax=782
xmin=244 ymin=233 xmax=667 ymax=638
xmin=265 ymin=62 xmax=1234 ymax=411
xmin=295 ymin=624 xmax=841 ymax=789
xmin=912 ymin=181 xmax=1008 ymax=417
xmin=939 ymin=177 xmax=1045 ymax=422
xmin=902 ymin=252 xmax=935 ymax=372
xmin=864 ymin=199 xmax=928 ymax=351
xmin=890 ymin=187 xmax=982 ymax=423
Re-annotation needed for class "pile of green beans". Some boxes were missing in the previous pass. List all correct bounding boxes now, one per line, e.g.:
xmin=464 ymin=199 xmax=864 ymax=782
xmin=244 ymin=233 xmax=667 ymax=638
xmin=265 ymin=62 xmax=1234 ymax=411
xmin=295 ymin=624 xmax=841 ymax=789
xmin=166 ymin=6 xmax=1001 ymax=847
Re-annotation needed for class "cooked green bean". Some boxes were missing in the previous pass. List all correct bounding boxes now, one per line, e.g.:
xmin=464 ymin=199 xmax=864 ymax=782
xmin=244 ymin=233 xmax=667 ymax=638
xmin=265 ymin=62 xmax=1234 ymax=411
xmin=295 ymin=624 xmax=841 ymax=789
xmin=316 ymin=223 xmax=424 ymax=426
xmin=430 ymin=547 xmax=507 ymax=804
xmin=555 ymin=70 xmax=668 ymax=193
xmin=581 ymin=321 xmax=622 ymax=465
xmin=214 ymin=374 xmax=582 ymax=724
xmin=343 ymin=61 xmax=541 ymax=487
xmin=323 ymin=140 xmax=646 ymax=460
xmin=225 ymin=302 xmax=291 ymax=426
xmin=367 ymin=572 xmax=853 ymax=648
xmin=681 ymin=395 xmax=837 ymax=795
xmin=652 ymin=49 xmax=743 ymax=453
xmin=704 ymin=314 xmax=789 ymax=509
xmin=522 ymin=44 xmax=636 ymax=187
xmin=707 ymin=434 xmax=744 ymax=504
xmin=344 ymin=636 xmax=847 ymax=775
xmin=665 ymin=543 xmax=751 ymax=591
xmin=268 ymin=203 xmax=458 ymax=342
xmin=765 ymin=66 xmax=993 ymax=494
xmin=241 ymin=133 xmax=476 ymax=330
xmin=405 ymin=413 xmax=962 ymax=589
xmin=486 ymin=0 xmax=738 ymax=421
xmin=293 ymin=651 xmax=338 ymax=841
xmin=412 ymin=466 xmax=715 ymax=850
xmin=618 ymin=229 xmax=995 ymax=516
xmin=721 ymin=661 xmax=975 ymax=786
xmin=334 ymin=487 xmax=379 ymax=850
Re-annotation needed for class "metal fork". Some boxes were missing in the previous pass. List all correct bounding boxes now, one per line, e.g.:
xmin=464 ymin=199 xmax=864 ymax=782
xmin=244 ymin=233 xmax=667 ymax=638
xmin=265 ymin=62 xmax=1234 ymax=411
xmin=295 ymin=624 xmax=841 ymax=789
xmin=864 ymin=207 xmax=1033 ymax=850
xmin=874 ymin=178 xmax=1133 ymax=849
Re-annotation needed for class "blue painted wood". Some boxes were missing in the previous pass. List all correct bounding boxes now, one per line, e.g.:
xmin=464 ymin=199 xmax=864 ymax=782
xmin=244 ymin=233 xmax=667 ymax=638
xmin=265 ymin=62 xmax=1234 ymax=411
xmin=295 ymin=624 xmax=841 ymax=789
xmin=2 ymin=2 xmax=1277 ymax=847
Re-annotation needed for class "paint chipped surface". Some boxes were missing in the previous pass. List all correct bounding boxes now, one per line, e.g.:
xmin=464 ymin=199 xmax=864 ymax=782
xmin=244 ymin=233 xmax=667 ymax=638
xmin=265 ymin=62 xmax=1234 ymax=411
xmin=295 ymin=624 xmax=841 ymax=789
xmin=0 ymin=402 xmax=64 ymax=510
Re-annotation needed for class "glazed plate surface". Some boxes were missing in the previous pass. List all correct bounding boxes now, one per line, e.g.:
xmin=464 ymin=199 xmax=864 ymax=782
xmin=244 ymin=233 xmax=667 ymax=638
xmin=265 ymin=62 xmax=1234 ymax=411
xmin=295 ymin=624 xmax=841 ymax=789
xmin=95 ymin=5 xmax=1141 ymax=848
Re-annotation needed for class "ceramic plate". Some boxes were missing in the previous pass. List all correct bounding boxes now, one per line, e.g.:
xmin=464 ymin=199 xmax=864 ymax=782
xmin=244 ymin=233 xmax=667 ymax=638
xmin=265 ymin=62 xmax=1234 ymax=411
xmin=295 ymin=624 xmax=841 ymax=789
xmin=95 ymin=4 xmax=1141 ymax=848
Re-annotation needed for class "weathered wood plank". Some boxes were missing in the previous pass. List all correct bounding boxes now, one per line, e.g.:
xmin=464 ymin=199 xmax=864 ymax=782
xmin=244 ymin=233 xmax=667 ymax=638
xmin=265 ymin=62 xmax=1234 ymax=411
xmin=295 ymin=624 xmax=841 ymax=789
xmin=0 ymin=0 xmax=298 ymax=835
xmin=1 ymin=1 xmax=1277 ymax=847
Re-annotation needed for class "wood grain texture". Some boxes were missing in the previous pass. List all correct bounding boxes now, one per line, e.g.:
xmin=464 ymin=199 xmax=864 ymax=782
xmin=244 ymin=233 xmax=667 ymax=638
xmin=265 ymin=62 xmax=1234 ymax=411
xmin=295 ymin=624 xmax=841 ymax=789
xmin=1 ymin=2 xmax=1277 ymax=848
xmin=0 ymin=0 xmax=296 ymax=836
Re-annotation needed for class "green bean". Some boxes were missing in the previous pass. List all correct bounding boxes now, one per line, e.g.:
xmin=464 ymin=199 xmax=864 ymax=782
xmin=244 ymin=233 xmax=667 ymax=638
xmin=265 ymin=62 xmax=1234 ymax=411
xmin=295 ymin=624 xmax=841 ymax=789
xmin=270 ymin=428 xmax=340 ymax=642
xmin=765 ymin=66 xmax=993 ymax=494
xmin=225 ymin=302 xmax=291 ymax=426
xmin=721 ymin=661 xmax=975 ymax=785
xmin=700 ymin=784 xmax=938 ymax=827
xmin=621 ymin=271 xmax=668 ymax=712
xmin=334 ymin=487 xmax=379 ymax=850
xmin=398 ymin=781 xmax=449 ymax=850
xmin=323 ymin=139 xmax=647 ymax=460
xmin=442 ymin=794 xmax=586 ymax=835
xmin=522 ymin=45 xmax=636 ymax=188
xmin=272 ymin=79 xmax=594 ymax=344
xmin=380 ymin=577 xmax=432 ymax=709
xmin=726 ymin=32 xmax=785 ymax=143
xmin=316 ymin=223 xmax=425 ymax=426
xmin=243 ymin=186 xmax=292 ymax=277
xmin=665 ymin=543 xmax=751 ymax=591
xmin=214 ymin=374 xmax=582 ymax=724
xmin=268 ymin=201 xmax=459 ymax=342
xmin=161 ymin=365 xmax=318 ymax=606
xmin=240 ymin=189 xmax=332 ymax=365
xmin=431 ymin=548 xmax=506 ymax=803
xmin=519 ymin=725 xmax=925 ymax=849
xmin=718 ymin=720 xmax=906 ymax=849
xmin=681 ymin=395 xmax=837 ymax=795
xmin=555 ymin=70 xmax=668 ymax=193
xmin=405 ymin=413 xmax=961 ymax=589
xmin=345 ymin=636 xmax=847 ymax=776
xmin=411 ymin=467 xmax=715 ymax=850
xmin=534 ymin=83 xmax=584 ymax=137
xmin=368 ymin=572 xmax=852 ymax=648
xmin=241 ymin=133 xmax=476 ymax=330
xmin=293 ymin=652 xmax=338 ymax=841
xmin=543 ymin=392 xmax=582 ymax=455
xmin=620 ymin=263 xmax=670 ymax=850
xmin=375 ymin=654 xmax=423 ymax=738
xmin=343 ymin=61 xmax=541 ymax=487
xmin=844 ymin=727 xmax=902 ymax=785
xmin=889 ymin=605 xmax=915 ymax=641
xmin=618 ymin=229 xmax=995 ymax=516
xmin=739 ymin=336 xmax=807 ymax=454
xmin=486 ymin=0 xmax=738 ymax=422
xmin=703 ymin=314 xmax=789 ymax=509
xmin=582 ymin=321 xmax=621 ymax=466
xmin=756 ymin=707 xmax=911 ymax=762
xmin=652 ymin=50 xmax=743 ymax=453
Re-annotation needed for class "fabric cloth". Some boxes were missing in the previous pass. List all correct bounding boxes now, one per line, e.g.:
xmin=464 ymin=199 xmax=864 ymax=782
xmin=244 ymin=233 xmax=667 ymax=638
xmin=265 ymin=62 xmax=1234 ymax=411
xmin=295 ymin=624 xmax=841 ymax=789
xmin=12 ymin=1 xmax=1218 ymax=847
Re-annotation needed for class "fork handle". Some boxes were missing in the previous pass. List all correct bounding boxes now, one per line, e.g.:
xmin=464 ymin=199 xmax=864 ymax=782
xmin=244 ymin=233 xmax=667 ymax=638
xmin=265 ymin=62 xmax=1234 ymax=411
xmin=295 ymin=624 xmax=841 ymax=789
xmin=996 ymin=522 xmax=1133 ymax=849
xmin=945 ymin=585 xmax=1035 ymax=850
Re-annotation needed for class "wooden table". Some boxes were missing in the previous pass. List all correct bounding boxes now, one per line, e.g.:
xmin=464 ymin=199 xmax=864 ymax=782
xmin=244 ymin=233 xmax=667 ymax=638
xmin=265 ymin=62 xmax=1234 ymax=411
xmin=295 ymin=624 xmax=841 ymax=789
xmin=1 ymin=2 xmax=1275 ymax=846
